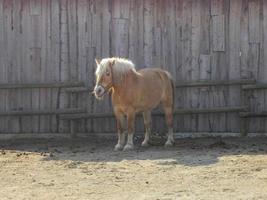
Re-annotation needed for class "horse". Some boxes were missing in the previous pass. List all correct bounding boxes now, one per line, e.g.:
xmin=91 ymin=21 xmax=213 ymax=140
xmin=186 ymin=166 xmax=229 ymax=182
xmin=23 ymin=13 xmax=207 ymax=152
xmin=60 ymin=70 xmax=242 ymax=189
xmin=93 ymin=57 xmax=175 ymax=151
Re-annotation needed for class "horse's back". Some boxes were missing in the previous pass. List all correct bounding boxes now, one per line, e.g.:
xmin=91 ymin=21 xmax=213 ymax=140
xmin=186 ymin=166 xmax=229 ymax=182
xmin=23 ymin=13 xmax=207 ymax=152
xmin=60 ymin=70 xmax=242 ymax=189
xmin=137 ymin=68 xmax=173 ymax=103
xmin=138 ymin=68 xmax=173 ymax=87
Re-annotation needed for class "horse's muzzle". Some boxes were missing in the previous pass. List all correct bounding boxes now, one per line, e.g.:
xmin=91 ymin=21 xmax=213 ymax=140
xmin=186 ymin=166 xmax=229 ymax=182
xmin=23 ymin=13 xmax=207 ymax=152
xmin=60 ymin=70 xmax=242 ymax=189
xmin=94 ymin=85 xmax=106 ymax=99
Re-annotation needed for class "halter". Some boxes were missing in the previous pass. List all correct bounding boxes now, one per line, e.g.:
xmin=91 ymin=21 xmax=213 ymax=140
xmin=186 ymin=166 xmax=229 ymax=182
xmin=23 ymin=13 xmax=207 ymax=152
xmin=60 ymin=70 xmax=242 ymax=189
xmin=97 ymin=63 xmax=114 ymax=95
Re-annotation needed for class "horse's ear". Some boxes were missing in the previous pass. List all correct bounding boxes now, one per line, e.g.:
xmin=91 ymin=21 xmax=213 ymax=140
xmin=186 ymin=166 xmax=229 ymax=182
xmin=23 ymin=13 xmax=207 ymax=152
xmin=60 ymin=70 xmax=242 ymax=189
xmin=95 ymin=58 xmax=101 ymax=66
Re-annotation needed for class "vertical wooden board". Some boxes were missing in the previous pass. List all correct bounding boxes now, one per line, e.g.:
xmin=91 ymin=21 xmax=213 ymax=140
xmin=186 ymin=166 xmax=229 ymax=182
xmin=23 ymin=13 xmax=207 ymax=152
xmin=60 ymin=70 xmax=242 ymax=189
xmin=190 ymin=0 xmax=202 ymax=132
xmin=248 ymin=43 xmax=260 ymax=80
xmin=174 ymin=0 xmax=184 ymax=132
xmin=211 ymin=0 xmax=224 ymax=16
xmin=29 ymin=0 xmax=41 ymax=15
xmin=0 ymin=0 xmax=7 ymax=132
xmin=66 ymin=0 xmax=79 ymax=133
xmin=180 ymin=0 xmax=192 ymax=132
xmin=50 ymin=0 xmax=60 ymax=133
xmin=39 ymin=1 xmax=51 ymax=133
xmin=200 ymin=0 xmax=211 ymax=55
xmin=59 ymin=0 xmax=70 ymax=133
xmin=4 ymin=0 xmax=20 ymax=133
xmin=199 ymin=0 xmax=214 ymax=132
xmin=129 ymin=0 xmax=139 ymax=64
xmin=199 ymin=55 xmax=211 ymax=81
xmin=143 ymin=0 xmax=154 ymax=67
xmin=249 ymin=0 xmax=260 ymax=43
xmin=68 ymin=0 xmax=78 ymax=81
xmin=111 ymin=19 xmax=129 ymax=58
xmin=30 ymin=48 xmax=41 ymax=132
xmin=248 ymin=43 xmax=260 ymax=132
xmin=262 ymin=0 xmax=267 ymax=132
xmin=13 ymin=0 xmax=23 ymax=132
xmin=228 ymin=0 xmax=242 ymax=132
xmin=163 ymin=0 xmax=176 ymax=77
xmin=240 ymin=0 xmax=249 ymax=79
xmin=212 ymin=15 xmax=225 ymax=51
xmin=216 ymin=0 xmax=229 ymax=132
xmin=112 ymin=0 xmax=121 ymax=19
xmin=86 ymin=46 xmax=97 ymax=134
xmin=84 ymin=11 xmax=94 ymax=133
xmin=136 ymin=0 xmax=144 ymax=68
xmin=77 ymin=0 xmax=89 ymax=133
xmin=30 ymin=0 xmax=43 ymax=132
xmin=120 ymin=0 xmax=130 ymax=19
xmin=198 ymin=54 xmax=210 ymax=132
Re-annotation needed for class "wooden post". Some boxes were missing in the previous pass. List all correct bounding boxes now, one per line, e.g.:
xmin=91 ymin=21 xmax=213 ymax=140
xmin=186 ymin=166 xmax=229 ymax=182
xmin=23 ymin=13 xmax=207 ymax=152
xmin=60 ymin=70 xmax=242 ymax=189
xmin=240 ymin=87 xmax=248 ymax=136
xmin=70 ymin=120 xmax=77 ymax=138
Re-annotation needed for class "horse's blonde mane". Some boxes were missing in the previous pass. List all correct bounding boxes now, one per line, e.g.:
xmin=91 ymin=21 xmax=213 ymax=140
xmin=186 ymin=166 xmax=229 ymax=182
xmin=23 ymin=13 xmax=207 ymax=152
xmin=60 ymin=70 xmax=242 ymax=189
xmin=96 ymin=57 xmax=137 ymax=84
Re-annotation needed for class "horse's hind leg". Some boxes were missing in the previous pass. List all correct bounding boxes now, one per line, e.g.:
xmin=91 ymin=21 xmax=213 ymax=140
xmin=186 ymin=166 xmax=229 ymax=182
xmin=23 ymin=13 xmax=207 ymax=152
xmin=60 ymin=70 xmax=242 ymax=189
xmin=123 ymin=111 xmax=136 ymax=151
xmin=163 ymin=105 xmax=175 ymax=147
xmin=142 ymin=111 xmax=151 ymax=147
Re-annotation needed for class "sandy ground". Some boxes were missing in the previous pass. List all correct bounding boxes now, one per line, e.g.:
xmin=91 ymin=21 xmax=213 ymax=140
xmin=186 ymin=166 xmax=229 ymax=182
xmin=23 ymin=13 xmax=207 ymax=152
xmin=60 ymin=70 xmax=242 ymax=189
xmin=0 ymin=136 xmax=267 ymax=200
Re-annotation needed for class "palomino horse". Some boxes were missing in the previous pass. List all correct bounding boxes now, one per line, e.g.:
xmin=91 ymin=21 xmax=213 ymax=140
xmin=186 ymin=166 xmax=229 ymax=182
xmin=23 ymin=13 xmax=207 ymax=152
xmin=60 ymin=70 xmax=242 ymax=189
xmin=93 ymin=58 xmax=175 ymax=151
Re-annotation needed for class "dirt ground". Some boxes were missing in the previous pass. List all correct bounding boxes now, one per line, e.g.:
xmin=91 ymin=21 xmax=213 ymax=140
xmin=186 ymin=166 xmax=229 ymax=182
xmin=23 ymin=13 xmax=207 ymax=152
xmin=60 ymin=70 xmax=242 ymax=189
xmin=0 ymin=135 xmax=267 ymax=200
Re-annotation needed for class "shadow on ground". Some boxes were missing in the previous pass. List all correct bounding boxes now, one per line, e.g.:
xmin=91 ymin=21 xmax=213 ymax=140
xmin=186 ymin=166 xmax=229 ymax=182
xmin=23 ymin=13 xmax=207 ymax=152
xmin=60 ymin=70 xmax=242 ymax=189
xmin=0 ymin=135 xmax=266 ymax=167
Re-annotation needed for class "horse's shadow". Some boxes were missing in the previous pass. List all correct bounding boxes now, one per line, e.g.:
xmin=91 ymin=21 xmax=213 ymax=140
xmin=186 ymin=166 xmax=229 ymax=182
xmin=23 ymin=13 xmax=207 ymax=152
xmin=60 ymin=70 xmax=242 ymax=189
xmin=1 ymin=135 xmax=266 ymax=167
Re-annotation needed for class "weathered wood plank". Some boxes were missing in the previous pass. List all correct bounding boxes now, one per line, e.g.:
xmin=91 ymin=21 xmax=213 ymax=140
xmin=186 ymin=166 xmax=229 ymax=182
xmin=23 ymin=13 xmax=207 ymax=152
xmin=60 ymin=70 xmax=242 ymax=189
xmin=50 ymin=0 xmax=61 ymax=133
xmin=59 ymin=0 xmax=70 ymax=133
xmin=228 ymin=0 xmax=242 ymax=132
xmin=198 ymin=54 xmax=211 ymax=132
xmin=0 ymin=108 xmax=85 ymax=116
xmin=212 ymin=15 xmax=225 ymax=51
xmin=211 ymin=0 xmax=224 ymax=16
xmin=181 ymin=0 xmax=192 ymax=132
xmin=30 ymin=0 xmax=41 ymax=16
xmin=111 ymin=18 xmax=129 ymax=58
xmin=5 ymin=0 xmax=20 ymax=133
xmin=249 ymin=0 xmax=260 ymax=43
xmin=190 ymin=0 xmax=202 ymax=132
xmin=0 ymin=0 xmax=7 ymax=132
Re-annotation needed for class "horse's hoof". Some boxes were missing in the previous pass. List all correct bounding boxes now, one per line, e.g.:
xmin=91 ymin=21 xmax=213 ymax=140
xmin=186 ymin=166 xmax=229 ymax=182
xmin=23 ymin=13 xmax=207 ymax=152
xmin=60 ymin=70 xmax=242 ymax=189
xmin=114 ymin=144 xmax=124 ymax=151
xmin=123 ymin=144 xmax=134 ymax=151
xmin=141 ymin=141 xmax=149 ymax=147
xmin=164 ymin=141 xmax=174 ymax=147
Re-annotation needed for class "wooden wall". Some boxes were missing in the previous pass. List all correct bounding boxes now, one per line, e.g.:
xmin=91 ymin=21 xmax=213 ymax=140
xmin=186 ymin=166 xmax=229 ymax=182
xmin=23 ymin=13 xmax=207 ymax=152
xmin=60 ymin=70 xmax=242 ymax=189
xmin=0 ymin=0 xmax=267 ymax=134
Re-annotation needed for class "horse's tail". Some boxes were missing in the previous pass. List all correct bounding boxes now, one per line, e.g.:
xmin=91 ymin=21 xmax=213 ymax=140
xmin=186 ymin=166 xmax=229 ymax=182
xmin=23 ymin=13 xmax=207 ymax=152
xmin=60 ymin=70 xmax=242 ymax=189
xmin=170 ymin=77 xmax=175 ymax=110
xmin=165 ymin=71 xmax=175 ymax=110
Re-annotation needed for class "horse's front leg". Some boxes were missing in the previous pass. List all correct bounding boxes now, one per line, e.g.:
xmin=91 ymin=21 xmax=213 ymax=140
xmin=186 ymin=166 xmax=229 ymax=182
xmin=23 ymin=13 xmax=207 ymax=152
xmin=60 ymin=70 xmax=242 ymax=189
xmin=123 ymin=111 xmax=136 ymax=151
xmin=114 ymin=110 xmax=126 ymax=151
xmin=142 ymin=111 xmax=151 ymax=147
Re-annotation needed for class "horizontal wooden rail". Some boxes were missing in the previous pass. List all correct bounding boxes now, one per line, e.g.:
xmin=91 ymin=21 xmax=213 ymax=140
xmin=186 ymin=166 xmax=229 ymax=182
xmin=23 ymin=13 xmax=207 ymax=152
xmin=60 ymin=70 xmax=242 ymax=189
xmin=64 ymin=87 xmax=90 ymax=93
xmin=0 ymin=82 xmax=84 ymax=89
xmin=242 ymin=83 xmax=267 ymax=90
xmin=239 ymin=111 xmax=267 ymax=118
xmin=175 ymin=79 xmax=255 ymax=88
xmin=64 ymin=79 xmax=255 ymax=93
xmin=61 ymin=106 xmax=247 ymax=120
xmin=0 ymin=108 xmax=86 ymax=116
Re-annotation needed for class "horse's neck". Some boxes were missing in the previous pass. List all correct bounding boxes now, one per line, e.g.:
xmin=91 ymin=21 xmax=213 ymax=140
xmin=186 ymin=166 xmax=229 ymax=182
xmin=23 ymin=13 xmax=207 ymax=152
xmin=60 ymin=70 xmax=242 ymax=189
xmin=112 ymin=70 xmax=139 ymax=96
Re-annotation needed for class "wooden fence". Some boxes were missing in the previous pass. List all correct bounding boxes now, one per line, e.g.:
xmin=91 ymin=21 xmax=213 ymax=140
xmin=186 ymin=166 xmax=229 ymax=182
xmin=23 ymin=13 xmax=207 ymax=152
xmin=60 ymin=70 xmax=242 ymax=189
xmin=0 ymin=0 xmax=267 ymax=135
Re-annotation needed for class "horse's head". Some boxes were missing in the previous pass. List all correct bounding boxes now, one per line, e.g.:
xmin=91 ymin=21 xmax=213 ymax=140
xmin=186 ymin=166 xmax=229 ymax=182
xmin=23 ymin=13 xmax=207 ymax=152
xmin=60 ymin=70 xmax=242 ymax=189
xmin=93 ymin=58 xmax=115 ymax=100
